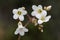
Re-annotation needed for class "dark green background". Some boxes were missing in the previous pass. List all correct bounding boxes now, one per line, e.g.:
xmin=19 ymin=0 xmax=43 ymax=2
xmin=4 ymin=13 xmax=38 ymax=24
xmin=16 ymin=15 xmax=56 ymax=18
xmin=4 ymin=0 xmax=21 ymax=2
xmin=0 ymin=0 xmax=60 ymax=40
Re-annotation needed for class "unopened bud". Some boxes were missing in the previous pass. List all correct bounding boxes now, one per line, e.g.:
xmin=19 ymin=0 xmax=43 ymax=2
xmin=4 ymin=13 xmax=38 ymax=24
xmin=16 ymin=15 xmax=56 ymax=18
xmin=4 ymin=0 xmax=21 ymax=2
xmin=32 ymin=18 xmax=37 ymax=26
xmin=39 ymin=25 xmax=43 ymax=28
xmin=38 ymin=27 xmax=41 ymax=30
xmin=41 ymin=29 xmax=43 ymax=32
xmin=22 ymin=7 xmax=25 ymax=9
xmin=44 ymin=5 xmax=52 ymax=11
xmin=18 ymin=21 xmax=22 ymax=25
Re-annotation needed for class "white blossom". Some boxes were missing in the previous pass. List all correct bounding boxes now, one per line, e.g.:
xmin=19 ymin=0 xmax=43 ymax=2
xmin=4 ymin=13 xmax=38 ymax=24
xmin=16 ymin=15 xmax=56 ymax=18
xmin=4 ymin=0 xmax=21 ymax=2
xmin=12 ymin=7 xmax=27 ymax=21
xmin=14 ymin=22 xmax=28 ymax=36
xmin=31 ymin=5 xmax=47 ymax=19
xmin=38 ymin=15 xmax=51 ymax=24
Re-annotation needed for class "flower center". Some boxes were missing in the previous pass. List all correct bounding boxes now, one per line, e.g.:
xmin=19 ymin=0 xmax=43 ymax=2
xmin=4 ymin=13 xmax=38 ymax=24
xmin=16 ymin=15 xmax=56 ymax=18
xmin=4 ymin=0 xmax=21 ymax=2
xmin=19 ymin=28 xmax=23 ymax=31
xmin=41 ymin=16 xmax=45 ymax=21
xmin=38 ymin=9 xmax=42 ymax=13
xmin=17 ymin=11 xmax=22 ymax=15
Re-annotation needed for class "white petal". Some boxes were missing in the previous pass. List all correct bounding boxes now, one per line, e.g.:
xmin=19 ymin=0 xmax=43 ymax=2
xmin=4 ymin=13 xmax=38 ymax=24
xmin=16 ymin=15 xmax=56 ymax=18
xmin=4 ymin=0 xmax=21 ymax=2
xmin=14 ymin=28 xmax=19 ymax=35
xmin=35 ymin=14 xmax=41 ymax=19
xmin=38 ymin=5 xmax=42 ymax=9
xmin=23 ymin=27 xmax=28 ymax=32
xmin=41 ymin=10 xmax=47 ymax=16
xmin=13 ymin=14 xmax=19 ymax=19
xmin=31 ymin=11 xmax=37 ymax=16
xmin=19 ymin=30 xmax=25 ymax=36
xmin=22 ymin=10 xmax=27 ymax=15
xmin=19 ymin=15 xmax=24 ymax=21
xmin=18 ymin=7 xmax=25 ymax=10
xmin=38 ymin=20 xmax=43 ymax=24
xmin=18 ymin=8 xmax=23 ymax=10
xmin=44 ymin=15 xmax=51 ymax=22
xmin=32 ymin=5 xmax=38 ymax=10
xmin=12 ymin=9 xmax=18 ymax=14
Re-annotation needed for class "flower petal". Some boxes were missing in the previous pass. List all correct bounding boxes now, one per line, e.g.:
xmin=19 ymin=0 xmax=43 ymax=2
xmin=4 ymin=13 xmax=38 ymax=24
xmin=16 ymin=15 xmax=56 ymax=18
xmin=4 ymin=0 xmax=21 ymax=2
xmin=13 ymin=14 xmax=19 ymax=19
xmin=44 ymin=15 xmax=51 ymax=22
xmin=19 ymin=15 xmax=24 ymax=21
xmin=38 ymin=5 xmax=42 ymax=9
xmin=18 ymin=8 xmax=23 ymax=10
xmin=18 ymin=7 xmax=25 ymax=10
xmin=22 ymin=10 xmax=27 ymax=15
xmin=12 ymin=9 xmax=18 ymax=14
xmin=41 ymin=10 xmax=47 ymax=16
xmin=23 ymin=27 xmax=28 ymax=32
xmin=31 ymin=11 xmax=37 ymax=16
xmin=38 ymin=20 xmax=43 ymax=24
xmin=19 ymin=30 xmax=25 ymax=36
xmin=35 ymin=14 xmax=41 ymax=19
xmin=14 ymin=28 xmax=19 ymax=35
xmin=32 ymin=5 xmax=38 ymax=10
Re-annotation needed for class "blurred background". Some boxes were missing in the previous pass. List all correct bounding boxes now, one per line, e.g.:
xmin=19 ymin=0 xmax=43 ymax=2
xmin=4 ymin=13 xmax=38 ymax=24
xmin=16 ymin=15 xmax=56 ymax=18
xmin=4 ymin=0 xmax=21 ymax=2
xmin=0 ymin=0 xmax=60 ymax=40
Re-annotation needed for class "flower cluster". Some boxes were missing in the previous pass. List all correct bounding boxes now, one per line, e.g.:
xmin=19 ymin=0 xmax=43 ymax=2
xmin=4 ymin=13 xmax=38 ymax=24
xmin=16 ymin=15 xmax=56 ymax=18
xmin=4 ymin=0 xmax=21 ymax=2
xmin=12 ymin=5 xmax=52 ymax=37
xmin=31 ymin=5 xmax=51 ymax=32
xmin=31 ymin=5 xmax=51 ymax=24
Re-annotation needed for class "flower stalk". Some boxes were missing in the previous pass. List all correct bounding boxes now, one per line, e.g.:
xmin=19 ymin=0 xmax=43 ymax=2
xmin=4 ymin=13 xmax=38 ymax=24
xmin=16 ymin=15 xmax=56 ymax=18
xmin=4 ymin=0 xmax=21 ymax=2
xmin=18 ymin=35 xmax=20 ymax=40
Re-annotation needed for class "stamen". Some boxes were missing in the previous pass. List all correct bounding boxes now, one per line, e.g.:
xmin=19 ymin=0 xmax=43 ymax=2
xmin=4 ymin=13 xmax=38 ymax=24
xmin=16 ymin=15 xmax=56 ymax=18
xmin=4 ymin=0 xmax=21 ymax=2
xmin=17 ymin=11 xmax=22 ymax=15
xmin=41 ymin=16 xmax=45 ymax=21
xmin=38 ymin=9 xmax=42 ymax=13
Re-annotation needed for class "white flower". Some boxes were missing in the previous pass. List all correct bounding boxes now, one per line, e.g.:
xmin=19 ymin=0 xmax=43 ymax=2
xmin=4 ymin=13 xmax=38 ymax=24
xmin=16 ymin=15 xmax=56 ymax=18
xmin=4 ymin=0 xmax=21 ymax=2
xmin=14 ymin=22 xmax=28 ymax=36
xmin=31 ymin=5 xmax=47 ymax=19
xmin=12 ymin=7 xmax=27 ymax=21
xmin=38 ymin=15 xmax=51 ymax=24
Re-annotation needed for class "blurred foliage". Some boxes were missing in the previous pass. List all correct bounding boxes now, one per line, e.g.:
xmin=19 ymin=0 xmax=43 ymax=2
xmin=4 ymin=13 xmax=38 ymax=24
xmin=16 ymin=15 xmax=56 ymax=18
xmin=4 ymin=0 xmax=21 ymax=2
xmin=0 ymin=0 xmax=60 ymax=40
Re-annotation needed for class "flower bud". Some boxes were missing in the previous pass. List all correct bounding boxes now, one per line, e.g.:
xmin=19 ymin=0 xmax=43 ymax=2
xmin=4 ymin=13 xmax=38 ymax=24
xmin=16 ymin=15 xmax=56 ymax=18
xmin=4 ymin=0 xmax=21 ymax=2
xmin=32 ymin=18 xmax=38 ymax=26
xmin=41 ymin=29 xmax=43 ymax=32
xmin=44 ymin=5 xmax=52 ymax=11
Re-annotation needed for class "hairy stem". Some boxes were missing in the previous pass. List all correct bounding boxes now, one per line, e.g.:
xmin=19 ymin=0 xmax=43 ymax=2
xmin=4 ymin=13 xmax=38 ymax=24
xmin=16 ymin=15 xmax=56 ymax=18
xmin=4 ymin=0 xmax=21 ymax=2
xmin=18 ymin=35 xmax=20 ymax=40
xmin=24 ymin=21 xmax=30 ymax=27
xmin=24 ymin=14 xmax=32 ymax=27
xmin=26 ymin=14 xmax=32 ymax=22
